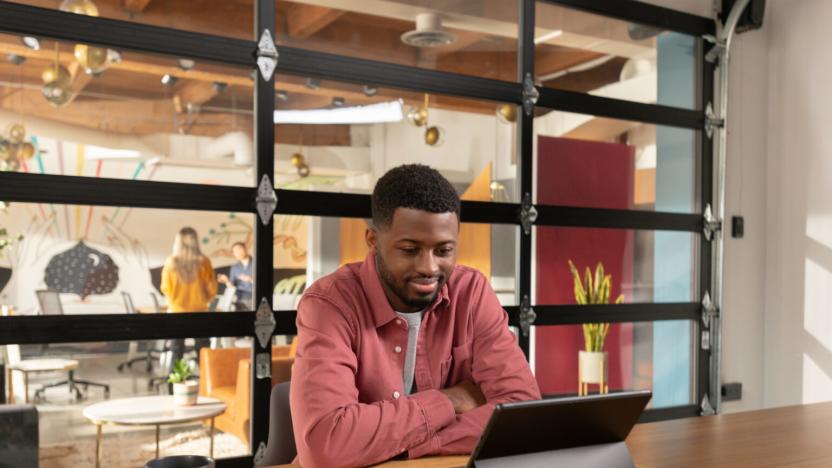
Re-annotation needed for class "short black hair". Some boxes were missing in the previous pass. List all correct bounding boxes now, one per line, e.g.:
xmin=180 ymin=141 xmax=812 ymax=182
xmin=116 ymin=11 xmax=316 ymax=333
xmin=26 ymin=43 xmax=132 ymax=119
xmin=372 ymin=164 xmax=460 ymax=230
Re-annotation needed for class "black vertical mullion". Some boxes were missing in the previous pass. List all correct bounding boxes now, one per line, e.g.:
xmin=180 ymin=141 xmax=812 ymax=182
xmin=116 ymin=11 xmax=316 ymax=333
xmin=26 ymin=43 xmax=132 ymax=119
xmin=251 ymin=0 xmax=276 ymax=455
xmin=698 ymin=46 xmax=715 ymax=411
xmin=517 ymin=0 xmax=535 ymax=359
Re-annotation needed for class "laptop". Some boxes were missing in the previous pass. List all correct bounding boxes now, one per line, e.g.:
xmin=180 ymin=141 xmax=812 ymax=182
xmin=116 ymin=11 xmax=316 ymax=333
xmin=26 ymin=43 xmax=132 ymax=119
xmin=468 ymin=390 xmax=652 ymax=467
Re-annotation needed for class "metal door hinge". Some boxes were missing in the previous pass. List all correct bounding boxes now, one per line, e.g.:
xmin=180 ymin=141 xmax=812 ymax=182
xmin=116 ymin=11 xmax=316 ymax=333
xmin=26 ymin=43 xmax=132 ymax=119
xmin=256 ymin=175 xmax=277 ymax=225
xmin=700 ymin=393 xmax=716 ymax=415
xmin=519 ymin=193 xmax=538 ymax=235
xmin=518 ymin=295 xmax=536 ymax=337
xmin=703 ymin=204 xmax=722 ymax=241
xmin=256 ymin=29 xmax=278 ymax=81
xmin=254 ymin=297 xmax=276 ymax=349
xmin=255 ymin=352 xmax=271 ymax=379
xmin=522 ymin=72 xmax=539 ymax=116
xmin=705 ymin=103 xmax=724 ymax=139
xmin=701 ymin=291 xmax=718 ymax=329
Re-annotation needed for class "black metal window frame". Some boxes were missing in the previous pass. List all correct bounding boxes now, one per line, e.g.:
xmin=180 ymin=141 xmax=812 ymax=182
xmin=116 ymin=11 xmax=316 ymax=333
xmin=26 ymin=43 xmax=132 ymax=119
xmin=0 ymin=0 xmax=714 ymax=464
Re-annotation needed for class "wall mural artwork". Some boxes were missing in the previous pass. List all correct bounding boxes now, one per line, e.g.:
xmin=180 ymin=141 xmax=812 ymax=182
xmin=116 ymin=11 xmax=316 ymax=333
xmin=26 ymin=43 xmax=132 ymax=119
xmin=44 ymin=241 xmax=119 ymax=300
xmin=0 ymin=135 xmax=315 ymax=312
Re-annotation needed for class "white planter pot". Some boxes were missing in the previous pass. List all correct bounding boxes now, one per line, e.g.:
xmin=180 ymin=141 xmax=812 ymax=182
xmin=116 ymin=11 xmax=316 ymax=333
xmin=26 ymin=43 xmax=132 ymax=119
xmin=173 ymin=380 xmax=199 ymax=406
xmin=579 ymin=351 xmax=608 ymax=384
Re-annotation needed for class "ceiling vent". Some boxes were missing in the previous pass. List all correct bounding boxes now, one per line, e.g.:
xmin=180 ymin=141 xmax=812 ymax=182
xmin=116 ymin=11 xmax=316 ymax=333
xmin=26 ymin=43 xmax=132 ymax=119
xmin=401 ymin=13 xmax=456 ymax=48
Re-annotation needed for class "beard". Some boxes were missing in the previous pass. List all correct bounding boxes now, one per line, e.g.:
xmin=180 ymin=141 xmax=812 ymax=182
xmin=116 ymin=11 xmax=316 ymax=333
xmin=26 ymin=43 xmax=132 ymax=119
xmin=375 ymin=250 xmax=444 ymax=311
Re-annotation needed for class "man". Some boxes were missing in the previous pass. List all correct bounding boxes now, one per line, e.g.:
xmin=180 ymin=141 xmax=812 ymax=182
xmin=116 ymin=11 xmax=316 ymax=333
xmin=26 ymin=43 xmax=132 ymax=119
xmin=217 ymin=241 xmax=253 ymax=310
xmin=291 ymin=164 xmax=541 ymax=467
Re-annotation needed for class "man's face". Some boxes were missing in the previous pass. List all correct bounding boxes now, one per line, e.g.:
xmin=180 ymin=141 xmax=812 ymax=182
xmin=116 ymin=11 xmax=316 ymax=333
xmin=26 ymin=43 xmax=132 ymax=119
xmin=367 ymin=208 xmax=459 ymax=313
xmin=232 ymin=244 xmax=248 ymax=262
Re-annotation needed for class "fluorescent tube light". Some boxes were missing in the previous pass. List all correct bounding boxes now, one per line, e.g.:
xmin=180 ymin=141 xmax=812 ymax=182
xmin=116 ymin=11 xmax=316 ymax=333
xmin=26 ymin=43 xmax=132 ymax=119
xmin=274 ymin=100 xmax=404 ymax=125
xmin=84 ymin=146 xmax=143 ymax=160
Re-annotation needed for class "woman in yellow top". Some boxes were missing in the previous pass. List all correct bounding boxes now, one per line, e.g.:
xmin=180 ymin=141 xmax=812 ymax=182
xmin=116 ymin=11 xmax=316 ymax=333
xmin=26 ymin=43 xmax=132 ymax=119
xmin=161 ymin=226 xmax=217 ymax=364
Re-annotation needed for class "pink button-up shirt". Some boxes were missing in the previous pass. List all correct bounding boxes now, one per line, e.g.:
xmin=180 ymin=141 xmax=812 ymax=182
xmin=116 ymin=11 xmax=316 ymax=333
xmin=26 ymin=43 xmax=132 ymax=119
xmin=290 ymin=254 xmax=541 ymax=467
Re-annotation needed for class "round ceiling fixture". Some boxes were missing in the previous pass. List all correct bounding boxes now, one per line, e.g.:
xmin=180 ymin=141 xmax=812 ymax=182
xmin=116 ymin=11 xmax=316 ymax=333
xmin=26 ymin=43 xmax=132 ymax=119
xmin=401 ymin=13 xmax=456 ymax=48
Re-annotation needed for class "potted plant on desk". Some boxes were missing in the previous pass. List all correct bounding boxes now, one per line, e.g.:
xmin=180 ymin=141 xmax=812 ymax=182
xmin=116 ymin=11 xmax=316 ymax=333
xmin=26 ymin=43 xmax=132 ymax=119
xmin=168 ymin=359 xmax=198 ymax=406
xmin=568 ymin=260 xmax=624 ymax=396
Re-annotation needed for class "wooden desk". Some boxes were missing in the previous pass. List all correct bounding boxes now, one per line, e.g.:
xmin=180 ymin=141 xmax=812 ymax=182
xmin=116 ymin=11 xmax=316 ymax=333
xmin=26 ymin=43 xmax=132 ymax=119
xmin=628 ymin=402 xmax=832 ymax=467
xmin=273 ymin=402 xmax=832 ymax=467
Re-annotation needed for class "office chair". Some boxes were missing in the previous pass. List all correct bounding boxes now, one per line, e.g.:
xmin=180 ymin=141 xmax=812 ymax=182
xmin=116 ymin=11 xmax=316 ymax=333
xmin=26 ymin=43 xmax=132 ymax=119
xmin=34 ymin=290 xmax=110 ymax=401
xmin=117 ymin=291 xmax=154 ymax=372
xmin=256 ymin=382 xmax=296 ymax=466
xmin=147 ymin=292 xmax=176 ymax=391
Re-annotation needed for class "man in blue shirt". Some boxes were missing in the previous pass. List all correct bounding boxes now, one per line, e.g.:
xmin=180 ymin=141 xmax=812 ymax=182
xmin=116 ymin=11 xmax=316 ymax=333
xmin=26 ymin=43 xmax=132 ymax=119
xmin=217 ymin=242 xmax=253 ymax=310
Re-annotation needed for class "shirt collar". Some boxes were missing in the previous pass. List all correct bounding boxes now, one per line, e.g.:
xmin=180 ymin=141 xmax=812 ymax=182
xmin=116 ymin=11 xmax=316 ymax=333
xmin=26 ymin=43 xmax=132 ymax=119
xmin=359 ymin=252 xmax=450 ymax=329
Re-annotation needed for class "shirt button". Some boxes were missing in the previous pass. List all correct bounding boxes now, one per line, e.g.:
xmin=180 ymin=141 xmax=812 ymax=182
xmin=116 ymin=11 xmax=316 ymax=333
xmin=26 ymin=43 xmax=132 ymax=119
xmin=393 ymin=391 xmax=401 ymax=399
xmin=394 ymin=346 xmax=402 ymax=353
xmin=396 ymin=319 xmax=404 ymax=326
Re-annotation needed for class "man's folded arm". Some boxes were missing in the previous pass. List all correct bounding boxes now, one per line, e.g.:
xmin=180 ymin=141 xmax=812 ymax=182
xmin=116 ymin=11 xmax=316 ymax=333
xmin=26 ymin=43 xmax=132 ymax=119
xmin=291 ymin=293 xmax=457 ymax=467
xmin=409 ymin=274 xmax=542 ymax=458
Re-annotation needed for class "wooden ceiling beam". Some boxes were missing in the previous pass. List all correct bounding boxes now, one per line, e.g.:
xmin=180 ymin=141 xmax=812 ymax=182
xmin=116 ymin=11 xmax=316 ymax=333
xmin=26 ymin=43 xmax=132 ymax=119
xmin=122 ymin=0 xmax=152 ymax=14
xmin=286 ymin=4 xmax=346 ymax=39
xmin=173 ymin=80 xmax=220 ymax=113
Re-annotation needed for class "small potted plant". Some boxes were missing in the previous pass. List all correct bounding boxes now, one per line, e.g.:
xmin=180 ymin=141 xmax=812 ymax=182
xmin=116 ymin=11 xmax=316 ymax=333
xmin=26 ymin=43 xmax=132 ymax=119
xmin=168 ymin=359 xmax=198 ymax=406
xmin=568 ymin=260 xmax=624 ymax=396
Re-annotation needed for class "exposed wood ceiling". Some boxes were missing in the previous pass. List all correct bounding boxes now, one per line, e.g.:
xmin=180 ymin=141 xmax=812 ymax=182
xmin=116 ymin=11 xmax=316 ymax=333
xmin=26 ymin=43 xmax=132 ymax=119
xmin=0 ymin=0 xmax=651 ymax=145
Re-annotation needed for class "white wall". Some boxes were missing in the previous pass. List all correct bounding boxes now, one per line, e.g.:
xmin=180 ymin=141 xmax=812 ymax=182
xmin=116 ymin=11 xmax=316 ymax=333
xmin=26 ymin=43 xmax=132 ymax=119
xmin=760 ymin=0 xmax=832 ymax=408
xmin=719 ymin=16 xmax=769 ymax=413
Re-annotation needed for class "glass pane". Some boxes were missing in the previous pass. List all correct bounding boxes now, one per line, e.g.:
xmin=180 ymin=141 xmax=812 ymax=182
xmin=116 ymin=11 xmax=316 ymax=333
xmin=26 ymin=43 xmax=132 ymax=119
xmin=275 ymin=75 xmax=520 ymax=203
xmin=534 ymin=1 xmax=698 ymax=110
xmin=0 ymin=33 xmax=254 ymax=187
xmin=10 ymin=0 xmax=253 ymax=39
xmin=0 ymin=203 xmax=255 ymax=315
xmin=1 ymin=338 xmax=251 ymax=465
xmin=276 ymin=0 xmax=518 ymax=80
xmin=534 ymin=110 xmax=698 ymax=213
xmin=532 ymin=320 xmax=695 ymax=408
xmin=534 ymin=227 xmax=696 ymax=304
xmin=273 ymin=215 xmax=517 ymax=309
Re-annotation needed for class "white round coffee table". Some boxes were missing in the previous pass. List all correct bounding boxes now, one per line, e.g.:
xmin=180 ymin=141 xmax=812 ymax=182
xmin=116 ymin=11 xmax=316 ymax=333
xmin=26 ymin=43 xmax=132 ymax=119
xmin=83 ymin=395 xmax=226 ymax=468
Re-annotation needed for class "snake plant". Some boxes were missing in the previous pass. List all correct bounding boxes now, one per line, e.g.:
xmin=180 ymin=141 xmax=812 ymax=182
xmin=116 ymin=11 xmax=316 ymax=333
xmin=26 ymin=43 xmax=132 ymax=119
xmin=568 ymin=260 xmax=624 ymax=352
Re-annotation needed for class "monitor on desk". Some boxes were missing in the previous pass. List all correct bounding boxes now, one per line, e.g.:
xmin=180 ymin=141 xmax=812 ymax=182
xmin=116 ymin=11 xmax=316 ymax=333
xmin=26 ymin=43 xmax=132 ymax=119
xmin=468 ymin=390 xmax=652 ymax=468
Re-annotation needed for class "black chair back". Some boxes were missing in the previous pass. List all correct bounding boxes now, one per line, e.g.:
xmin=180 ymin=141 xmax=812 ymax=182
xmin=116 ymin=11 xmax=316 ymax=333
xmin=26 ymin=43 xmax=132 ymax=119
xmin=257 ymin=382 xmax=296 ymax=466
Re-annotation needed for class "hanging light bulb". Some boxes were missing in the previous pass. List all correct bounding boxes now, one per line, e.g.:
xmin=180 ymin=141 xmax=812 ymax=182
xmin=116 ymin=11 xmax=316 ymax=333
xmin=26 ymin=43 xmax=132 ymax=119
xmin=6 ymin=123 xmax=26 ymax=145
xmin=59 ymin=0 xmax=99 ymax=15
xmin=74 ymin=43 xmax=110 ymax=75
xmin=424 ymin=126 xmax=444 ymax=146
xmin=407 ymin=93 xmax=430 ymax=127
xmin=291 ymin=152 xmax=310 ymax=178
xmin=60 ymin=0 xmax=112 ymax=75
xmin=496 ymin=103 xmax=517 ymax=123
xmin=18 ymin=142 xmax=36 ymax=160
xmin=41 ymin=61 xmax=73 ymax=107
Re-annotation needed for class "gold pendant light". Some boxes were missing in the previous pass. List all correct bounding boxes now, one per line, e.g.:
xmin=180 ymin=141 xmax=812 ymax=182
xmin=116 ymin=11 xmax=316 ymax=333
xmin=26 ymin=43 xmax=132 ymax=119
xmin=41 ymin=45 xmax=73 ymax=107
xmin=60 ymin=0 xmax=111 ymax=75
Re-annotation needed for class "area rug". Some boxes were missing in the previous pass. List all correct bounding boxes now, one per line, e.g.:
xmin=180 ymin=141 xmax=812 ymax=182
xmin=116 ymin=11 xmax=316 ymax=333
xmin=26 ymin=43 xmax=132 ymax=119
xmin=40 ymin=428 xmax=248 ymax=467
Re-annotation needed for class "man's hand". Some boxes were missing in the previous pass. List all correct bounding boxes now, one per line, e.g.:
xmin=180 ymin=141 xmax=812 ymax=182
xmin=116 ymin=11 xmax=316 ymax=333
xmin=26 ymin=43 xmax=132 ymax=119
xmin=239 ymin=274 xmax=252 ymax=283
xmin=217 ymin=274 xmax=230 ymax=285
xmin=440 ymin=380 xmax=486 ymax=414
